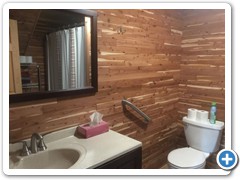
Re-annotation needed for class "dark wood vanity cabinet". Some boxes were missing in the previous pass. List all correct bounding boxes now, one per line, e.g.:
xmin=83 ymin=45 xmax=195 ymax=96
xmin=95 ymin=147 xmax=142 ymax=169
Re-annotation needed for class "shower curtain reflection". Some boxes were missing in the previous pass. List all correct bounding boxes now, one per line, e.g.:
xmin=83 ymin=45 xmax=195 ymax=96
xmin=46 ymin=26 xmax=87 ymax=91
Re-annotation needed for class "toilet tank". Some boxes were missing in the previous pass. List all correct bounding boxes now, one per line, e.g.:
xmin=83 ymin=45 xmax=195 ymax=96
xmin=183 ymin=117 xmax=224 ymax=153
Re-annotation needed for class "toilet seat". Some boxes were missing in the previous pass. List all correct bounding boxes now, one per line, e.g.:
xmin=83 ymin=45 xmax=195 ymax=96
xmin=168 ymin=147 xmax=206 ymax=169
xmin=168 ymin=161 xmax=206 ymax=169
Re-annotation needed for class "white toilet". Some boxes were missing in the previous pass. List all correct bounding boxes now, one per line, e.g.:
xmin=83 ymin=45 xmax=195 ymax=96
xmin=168 ymin=116 xmax=224 ymax=169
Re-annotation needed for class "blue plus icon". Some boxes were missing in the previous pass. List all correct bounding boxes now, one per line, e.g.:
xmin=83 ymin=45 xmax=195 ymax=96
xmin=217 ymin=149 xmax=238 ymax=170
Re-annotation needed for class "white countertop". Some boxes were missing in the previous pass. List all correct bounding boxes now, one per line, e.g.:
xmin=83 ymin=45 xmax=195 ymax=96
xmin=9 ymin=126 xmax=142 ymax=169
xmin=73 ymin=130 xmax=142 ymax=168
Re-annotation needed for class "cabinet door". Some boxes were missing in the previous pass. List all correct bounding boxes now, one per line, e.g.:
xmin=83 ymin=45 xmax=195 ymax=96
xmin=95 ymin=147 xmax=142 ymax=169
xmin=9 ymin=19 xmax=22 ymax=94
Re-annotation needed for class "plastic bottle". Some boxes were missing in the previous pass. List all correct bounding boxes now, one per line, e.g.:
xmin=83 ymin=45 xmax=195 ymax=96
xmin=209 ymin=102 xmax=217 ymax=124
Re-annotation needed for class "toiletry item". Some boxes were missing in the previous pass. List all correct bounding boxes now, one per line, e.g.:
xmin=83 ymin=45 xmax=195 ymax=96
xmin=90 ymin=111 xmax=103 ymax=126
xmin=209 ymin=102 xmax=217 ymax=124
xmin=77 ymin=121 xmax=109 ymax=138
xmin=196 ymin=110 xmax=209 ymax=122
xmin=77 ymin=111 xmax=108 ymax=138
xmin=187 ymin=108 xmax=197 ymax=120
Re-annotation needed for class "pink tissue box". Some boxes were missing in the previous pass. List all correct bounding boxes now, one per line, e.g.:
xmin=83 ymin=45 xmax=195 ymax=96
xmin=77 ymin=121 xmax=109 ymax=138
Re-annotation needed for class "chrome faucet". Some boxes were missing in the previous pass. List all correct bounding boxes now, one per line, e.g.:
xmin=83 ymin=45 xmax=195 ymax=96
xmin=21 ymin=141 xmax=31 ymax=156
xmin=30 ymin=133 xmax=47 ymax=153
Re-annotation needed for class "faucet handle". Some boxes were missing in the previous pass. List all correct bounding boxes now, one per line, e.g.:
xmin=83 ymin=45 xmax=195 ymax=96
xmin=21 ymin=141 xmax=31 ymax=156
xmin=38 ymin=138 xmax=47 ymax=151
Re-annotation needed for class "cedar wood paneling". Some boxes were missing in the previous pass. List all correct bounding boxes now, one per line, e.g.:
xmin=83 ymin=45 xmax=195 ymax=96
xmin=9 ymin=9 xmax=225 ymax=169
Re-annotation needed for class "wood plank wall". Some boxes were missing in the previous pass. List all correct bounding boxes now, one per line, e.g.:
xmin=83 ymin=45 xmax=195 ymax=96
xmin=177 ymin=9 xmax=225 ymax=169
xmin=23 ymin=16 xmax=46 ymax=92
xmin=10 ymin=10 xmax=46 ymax=92
xmin=9 ymin=9 xmax=225 ymax=169
xmin=10 ymin=9 xmax=183 ymax=169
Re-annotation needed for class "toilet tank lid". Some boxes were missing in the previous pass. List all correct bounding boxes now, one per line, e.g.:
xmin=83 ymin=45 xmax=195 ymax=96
xmin=183 ymin=117 xmax=224 ymax=130
xmin=168 ymin=147 xmax=206 ymax=168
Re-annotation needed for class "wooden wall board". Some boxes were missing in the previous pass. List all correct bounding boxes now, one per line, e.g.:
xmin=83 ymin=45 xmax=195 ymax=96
xmin=9 ymin=19 xmax=22 ymax=94
xmin=178 ymin=9 xmax=225 ymax=169
xmin=9 ymin=9 xmax=225 ymax=169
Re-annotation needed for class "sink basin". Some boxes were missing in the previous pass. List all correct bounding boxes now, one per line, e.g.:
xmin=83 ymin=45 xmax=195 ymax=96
xmin=11 ymin=148 xmax=83 ymax=169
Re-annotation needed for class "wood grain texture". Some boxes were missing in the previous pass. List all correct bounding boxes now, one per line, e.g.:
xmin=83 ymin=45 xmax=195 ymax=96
xmin=9 ymin=9 xmax=225 ymax=169
xmin=9 ymin=19 xmax=22 ymax=94
xmin=177 ymin=9 xmax=225 ymax=169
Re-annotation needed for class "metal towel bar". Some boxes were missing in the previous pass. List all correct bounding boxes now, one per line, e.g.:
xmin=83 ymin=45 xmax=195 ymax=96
xmin=122 ymin=99 xmax=151 ymax=122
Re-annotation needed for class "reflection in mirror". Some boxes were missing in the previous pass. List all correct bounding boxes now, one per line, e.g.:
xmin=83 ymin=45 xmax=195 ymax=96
xmin=9 ymin=9 xmax=97 ymax=103
xmin=46 ymin=17 xmax=91 ymax=91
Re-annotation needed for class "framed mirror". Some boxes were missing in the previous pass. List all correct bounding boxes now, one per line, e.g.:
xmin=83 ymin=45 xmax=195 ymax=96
xmin=9 ymin=9 xmax=98 ymax=103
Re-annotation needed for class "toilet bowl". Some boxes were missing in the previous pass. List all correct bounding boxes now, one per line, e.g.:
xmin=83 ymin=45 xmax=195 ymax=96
xmin=167 ymin=116 xmax=224 ymax=169
xmin=168 ymin=147 xmax=209 ymax=169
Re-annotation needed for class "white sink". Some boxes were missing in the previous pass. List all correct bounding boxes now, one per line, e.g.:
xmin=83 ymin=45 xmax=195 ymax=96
xmin=10 ymin=142 xmax=86 ymax=169
xmin=9 ymin=127 xmax=142 ymax=171
xmin=14 ymin=148 xmax=80 ymax=169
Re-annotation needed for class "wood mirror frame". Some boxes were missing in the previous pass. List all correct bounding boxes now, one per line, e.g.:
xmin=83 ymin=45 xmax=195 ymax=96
xmin=9 ymin=9 xmax=98 ymax=103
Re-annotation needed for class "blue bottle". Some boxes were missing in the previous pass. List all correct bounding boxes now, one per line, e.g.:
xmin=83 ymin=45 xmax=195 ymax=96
xmin=210 ymin=102 xmax=217 ymax=124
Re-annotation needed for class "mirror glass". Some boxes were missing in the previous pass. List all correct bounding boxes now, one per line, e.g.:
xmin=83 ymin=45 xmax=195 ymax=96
xmin=9 ymin=9 xmax=98 ymax=103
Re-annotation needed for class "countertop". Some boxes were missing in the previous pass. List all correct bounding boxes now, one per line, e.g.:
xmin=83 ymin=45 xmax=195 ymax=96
xmin=9 ymin=126 xmax=142 ymax=169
